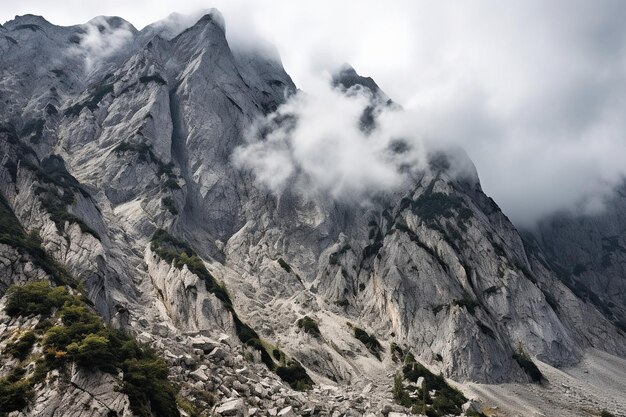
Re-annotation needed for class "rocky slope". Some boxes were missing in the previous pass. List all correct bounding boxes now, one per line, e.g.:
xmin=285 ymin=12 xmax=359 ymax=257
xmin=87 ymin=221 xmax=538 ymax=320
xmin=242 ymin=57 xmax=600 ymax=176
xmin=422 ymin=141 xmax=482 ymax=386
xmin=0 ymin=10 xmax=625 ymax=417
xmin=531 ymin=181 xmax=626 ymax=330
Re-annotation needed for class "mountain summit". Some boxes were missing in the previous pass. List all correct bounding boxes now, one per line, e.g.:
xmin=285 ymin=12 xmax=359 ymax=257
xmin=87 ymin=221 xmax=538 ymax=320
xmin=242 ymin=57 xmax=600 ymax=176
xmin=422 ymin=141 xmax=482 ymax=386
xmin=0 ymin=11 xmax=625 ymax=417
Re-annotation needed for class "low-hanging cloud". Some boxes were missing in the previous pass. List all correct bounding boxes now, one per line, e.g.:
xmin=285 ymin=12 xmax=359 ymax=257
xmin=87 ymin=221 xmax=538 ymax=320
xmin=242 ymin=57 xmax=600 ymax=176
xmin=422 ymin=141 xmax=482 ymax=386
xmin=232 ymin=79 xmax=426 ymax=200
xmin=4 ymin=0 xmax=626 ymax=226
xmin=68 ymin=16 xmax=135 ymax=74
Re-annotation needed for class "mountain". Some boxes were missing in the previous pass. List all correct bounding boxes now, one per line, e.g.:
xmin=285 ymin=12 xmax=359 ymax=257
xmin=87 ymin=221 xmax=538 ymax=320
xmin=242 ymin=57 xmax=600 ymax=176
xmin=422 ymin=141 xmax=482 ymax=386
xmin=0 ymin=10 xmax=625 ymax=417
xmin=532 ymin=180 xmax=626 ymax=333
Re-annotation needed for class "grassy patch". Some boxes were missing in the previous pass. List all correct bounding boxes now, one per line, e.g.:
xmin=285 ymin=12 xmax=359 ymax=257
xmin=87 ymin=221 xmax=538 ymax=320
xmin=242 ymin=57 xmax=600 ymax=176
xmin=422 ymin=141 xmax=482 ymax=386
xmin=275 ymin=359 xmax=314 ymax=391
xmin=3 ymin=282 xmax=180 ymax=417
xmin=64 ymin=82 xmax=114 ymax=117
xmin=161 ymin=197 xmax=178 ymax=215
xmin=353 ymin=326 xmax=383 ymax=359
xmin=150 ymin=230 xmax=313 ymax=390
xmin=296 ymin=316 xmax=321 ymax=337
xmin=5 ymin=331 xmax=37 ymax=360
xmin=452 ymin=296 xmax=479 ymax=315
xmin=151 ymin=229 xmax=229 ymax=304
xmin=114 ymin=142 xmax=178 ymax=189
xmin=394 ymin=352 xmax=467 ymax=416
xmin=0 ymin=196 xmax=74 ymax=286
xmin=139 ymin=74 xmax=167 ymax=85
xmin=22 ymin=155 xmax=100 ymax=240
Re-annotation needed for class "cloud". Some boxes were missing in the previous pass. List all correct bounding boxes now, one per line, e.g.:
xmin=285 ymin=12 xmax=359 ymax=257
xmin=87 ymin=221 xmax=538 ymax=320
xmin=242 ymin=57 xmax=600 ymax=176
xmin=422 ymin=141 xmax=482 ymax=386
xmin=68 ymin=16 xmax=135 ymax=74
xmin=232 ymin=78 xmax=426 ymax=200
xmin=3 ymin=0 xmax=626 ymax=225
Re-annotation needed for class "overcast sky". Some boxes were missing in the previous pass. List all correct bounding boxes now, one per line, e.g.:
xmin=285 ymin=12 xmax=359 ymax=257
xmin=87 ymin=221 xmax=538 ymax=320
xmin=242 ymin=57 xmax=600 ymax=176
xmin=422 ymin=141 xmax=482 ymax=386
xmin=2 ymin=0 xmax=625 ymax=227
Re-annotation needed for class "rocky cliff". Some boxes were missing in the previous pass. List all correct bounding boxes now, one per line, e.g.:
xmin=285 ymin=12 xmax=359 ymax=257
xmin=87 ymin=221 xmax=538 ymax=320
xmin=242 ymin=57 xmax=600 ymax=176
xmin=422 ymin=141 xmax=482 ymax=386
xmin=0 ymin=10 xmax=625 ymax=417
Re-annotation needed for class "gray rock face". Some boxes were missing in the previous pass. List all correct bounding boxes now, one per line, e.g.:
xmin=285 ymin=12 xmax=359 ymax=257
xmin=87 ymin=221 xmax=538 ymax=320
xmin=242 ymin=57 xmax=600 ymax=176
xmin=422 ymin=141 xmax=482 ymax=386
xmin=532 ymin=181 xmax=626 ymax=327
xmin=0 ymin=9 xmax=625 ymax=417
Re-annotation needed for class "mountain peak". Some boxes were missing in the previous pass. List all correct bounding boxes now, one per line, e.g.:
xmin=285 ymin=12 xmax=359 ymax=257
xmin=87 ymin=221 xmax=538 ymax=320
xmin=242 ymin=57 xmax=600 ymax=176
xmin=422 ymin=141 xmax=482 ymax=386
xmin=86 ymin=16 xmax=137 ymax=33
xmin=4 ymin=14 xmax=52 ymax=29
xmin=332 ymin=63 xmax=382 ymax=96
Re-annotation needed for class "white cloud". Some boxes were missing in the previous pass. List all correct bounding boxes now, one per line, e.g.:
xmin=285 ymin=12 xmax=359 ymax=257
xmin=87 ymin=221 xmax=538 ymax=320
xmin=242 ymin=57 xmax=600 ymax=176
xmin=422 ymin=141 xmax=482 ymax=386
xmin=233 ymin=79 xmax=426 ymax=200
xmin=68 ymin=16 xmax=135 ymax=74
xmin=3 ymin=0 xmax=626 ymax=225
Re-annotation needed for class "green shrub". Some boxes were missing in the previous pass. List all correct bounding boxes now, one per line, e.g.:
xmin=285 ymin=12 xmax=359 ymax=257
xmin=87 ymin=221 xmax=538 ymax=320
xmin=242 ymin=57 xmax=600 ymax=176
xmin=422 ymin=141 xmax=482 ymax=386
xmin=276 ymin=359 xmax=313 ymax=391
xmin=392 ymin=372 xmax=411 ymax=407
xmin=2 ymin=282 xmax=181 ymax=417
xmin=122 ymin=357 xmax=179 ymax=417
xmin=399 ymin=353 xmax=467 ymax=416
xmin=67 ymin=334 xmax=115 ymax=370
xmin=0 ymin=370 xmax=33 ymax=414
xmin=5 ymin=331 xmax=37 ymax=360
xmin=139 ymin=74 xmax=167 ymax=85
xmin=0 ymin=196 xmax=74 ymax=285
xmin=4 ymin=281 xmax=72 ymax=317
xmin=151 ymin=229 xmax=229 ymax=305
xmin=600 ymin=410 xmax=615 ymax=417
xmin=296 ymin=316 xmax=321 ymax=337
xmin=353 ymin=327 xmax=382 ymax=359
xmin=277 ymin=258 xmax=292 ymax=273
xmin=513 ymin=349 xmax=543 ymax=382
xmin=452 ymin=296 xmax=479 ymax=315
xmin=162 ymin=197 xmax=178 ymax=215
xmin=64 ymin=82 xmax=114 ymax=117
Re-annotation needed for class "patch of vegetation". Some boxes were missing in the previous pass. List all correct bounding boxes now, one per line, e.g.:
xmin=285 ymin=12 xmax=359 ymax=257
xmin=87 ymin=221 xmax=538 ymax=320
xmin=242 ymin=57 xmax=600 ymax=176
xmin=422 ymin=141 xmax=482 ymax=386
xmin=353 ymin=326 xmax=383 ymax=359
xmin=161 ymin=197 xmax=178 ymax=215
xmin=150 ymin=230 xmax=313 ymax=389
xmin=0 ymin=368 xmax=33 ymax=414
xmin=64 ymin=82 xmax=114 ymax=117
xmin=4 ymin=281 xmax=74 ymax=317
xmin=391 ymin=342 xmax=404 ymax=363
xmin=513 ymin=347 xmax=543 ymax=383
xmin=139 ymin=74 xmax=167 ymax=85
xmin=3 ymin=282 xmax=180 ymax=417
xmin=412 ymin=188 xmax=464 ymax=222
xmin=177 ymin=396 xmax=199 ymax=417
xmin=277 ymin=258 xmax=293 ymax=273
xmin=21 ymin=119 xmax=45 ymax=144
xmin=476 ymin=321 xmax=496 ymax=339
xmin=335 ymin=299 xmax=349 ymax=308
xmin=162 ymin=178 xmax=180 ymax=190
xmin=0 ymin=196 xmax=74 ymax=286
xmin=114 ymin=142 xmax=178 ymax=187
xmin=151 ymin=230 xmax=228 ymax=304
xmin=5 ymin=331 xmax=37 ymax=360
xmin=296 ymin=316 xmax=321 ymax=337
xmin=21 ymin=155 xmax=100 ymax=240
xmin=275 ymin=359 xmax=313 ymax=391
xmin=398 ymin=353 xmax=467 ymax=416
xmin=483 ymin=286 xmax=498 ymax=295
xmin=600 ymin=410 xmax=615 ymax=417
xmin=452 ymin=296 xmax=479 ymax=315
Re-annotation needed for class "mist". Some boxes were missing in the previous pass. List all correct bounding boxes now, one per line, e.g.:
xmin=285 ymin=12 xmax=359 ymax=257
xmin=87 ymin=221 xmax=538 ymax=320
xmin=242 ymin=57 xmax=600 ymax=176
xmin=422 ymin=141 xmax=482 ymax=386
xmin=68 ymin=16 xmax=135 ymax=74
xmin=3 ymin=0 xmax=626 ymax=226
xmin=232 ymin=79 xmax=426 ymax=200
